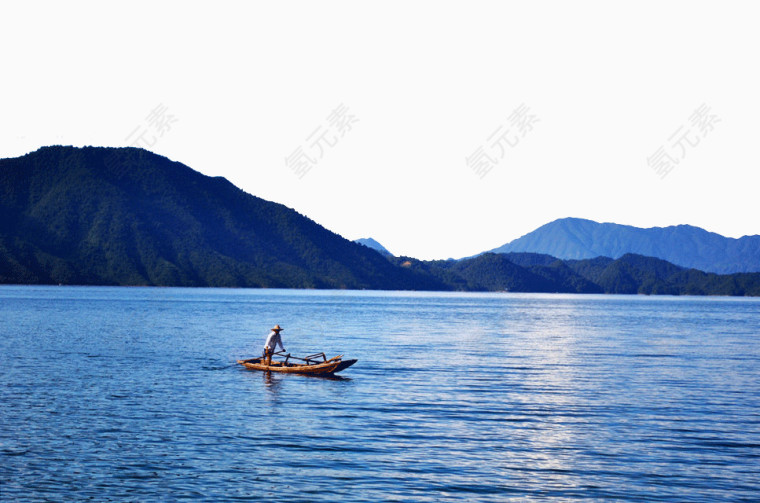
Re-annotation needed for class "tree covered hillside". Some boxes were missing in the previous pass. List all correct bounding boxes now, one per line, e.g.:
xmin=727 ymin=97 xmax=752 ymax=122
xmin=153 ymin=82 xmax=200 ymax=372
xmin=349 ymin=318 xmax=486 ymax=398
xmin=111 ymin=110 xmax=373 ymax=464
xmin=0 ymin=146 xmax=443 ymax=289
xmin=1 ymin=146 xmax=759 ymax=296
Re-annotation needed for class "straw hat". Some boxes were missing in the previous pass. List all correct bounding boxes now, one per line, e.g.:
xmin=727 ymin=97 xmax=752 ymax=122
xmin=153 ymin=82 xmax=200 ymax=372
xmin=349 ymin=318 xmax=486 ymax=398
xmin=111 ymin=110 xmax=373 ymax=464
xmin=272 ymin=325 xmax=283 ymax=332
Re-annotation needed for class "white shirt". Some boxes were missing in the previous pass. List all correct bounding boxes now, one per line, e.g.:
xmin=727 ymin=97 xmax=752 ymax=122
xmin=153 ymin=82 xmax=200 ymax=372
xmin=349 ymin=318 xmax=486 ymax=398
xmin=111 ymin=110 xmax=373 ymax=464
xmin=264 ymin=330 xmax=285 ymax=352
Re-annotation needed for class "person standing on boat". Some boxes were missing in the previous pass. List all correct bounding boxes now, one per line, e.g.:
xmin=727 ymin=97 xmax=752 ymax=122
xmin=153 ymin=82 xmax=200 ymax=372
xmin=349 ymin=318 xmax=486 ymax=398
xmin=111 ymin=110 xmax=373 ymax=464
xmin=263 ymin=325 xmax=285 ymax=365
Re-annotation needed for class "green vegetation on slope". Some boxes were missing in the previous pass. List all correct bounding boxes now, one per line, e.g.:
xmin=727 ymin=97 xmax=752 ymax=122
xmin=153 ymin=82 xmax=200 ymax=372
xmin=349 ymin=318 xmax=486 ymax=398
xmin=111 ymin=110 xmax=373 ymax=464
xmin=0 ymin=146 xmax=444 ymax=289
xmin=1 ymin=146 xmax=759 ymax=296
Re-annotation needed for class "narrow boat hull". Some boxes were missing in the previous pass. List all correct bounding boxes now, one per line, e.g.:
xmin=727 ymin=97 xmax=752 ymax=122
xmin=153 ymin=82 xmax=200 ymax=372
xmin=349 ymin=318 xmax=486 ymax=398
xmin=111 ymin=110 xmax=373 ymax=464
xmin=237 ymin=356 xmax=357 ymax=375
xmin=332 ymin=359 xmax=358 ymax=373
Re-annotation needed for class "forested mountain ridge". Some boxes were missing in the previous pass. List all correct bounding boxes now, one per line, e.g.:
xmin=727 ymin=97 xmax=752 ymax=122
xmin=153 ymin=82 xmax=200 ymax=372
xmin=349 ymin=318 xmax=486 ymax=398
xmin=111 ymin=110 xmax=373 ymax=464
xmin=0 ymin=146 xmax=443 ymax=289
xmin=391 ymin=253 xmax=760 ymax=296
xmin=1 ymin=146 xmax=759 ymax=296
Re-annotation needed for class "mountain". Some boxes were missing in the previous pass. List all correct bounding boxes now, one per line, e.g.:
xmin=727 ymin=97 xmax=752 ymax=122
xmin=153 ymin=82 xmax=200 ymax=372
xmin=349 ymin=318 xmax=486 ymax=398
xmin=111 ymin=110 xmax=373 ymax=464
xmin=489 ymin=217 xmax=760 ymax=274
xmin=0 ymin=146 xmax=445 ymax=289
xmin=2 ymin=146 xmax=759 ymax=296
xmin=566 ymin=253 xmax=760 ymax=296
xmin=390 ymin=253 xmax=602 ymax=293
xmin=449 ymin=253 xmax=602 ymax=293
xmin=354 ymin=238 xmax=393 ymax=257
xmin=402 ymin=251 xmax=760 ymax=296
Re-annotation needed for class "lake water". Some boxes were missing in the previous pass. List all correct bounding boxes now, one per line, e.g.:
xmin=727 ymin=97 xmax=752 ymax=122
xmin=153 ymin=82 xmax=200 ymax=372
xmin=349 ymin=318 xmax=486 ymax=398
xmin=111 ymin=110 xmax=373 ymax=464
xmin=1 ymin=286 xmax=759 ymax=502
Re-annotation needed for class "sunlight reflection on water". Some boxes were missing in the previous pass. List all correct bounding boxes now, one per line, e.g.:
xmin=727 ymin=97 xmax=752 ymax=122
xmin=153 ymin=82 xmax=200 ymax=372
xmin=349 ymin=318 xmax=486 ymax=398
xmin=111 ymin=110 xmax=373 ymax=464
xmin=1 ymin=287 xmax=759 ymax=501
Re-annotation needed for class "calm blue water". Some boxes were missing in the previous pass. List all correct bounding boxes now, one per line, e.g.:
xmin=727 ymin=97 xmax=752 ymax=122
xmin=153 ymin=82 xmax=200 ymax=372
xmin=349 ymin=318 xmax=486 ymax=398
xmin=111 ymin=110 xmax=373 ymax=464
xmin=1 ymin=286 xmax=759 ymax=502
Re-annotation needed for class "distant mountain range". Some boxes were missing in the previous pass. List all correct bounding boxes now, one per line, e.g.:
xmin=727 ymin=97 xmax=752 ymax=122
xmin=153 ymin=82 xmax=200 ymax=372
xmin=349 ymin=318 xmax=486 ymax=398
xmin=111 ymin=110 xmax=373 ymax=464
xmin=389 ymin=252 xmax=760 ymax=296
xmin=354 ymin=238 xmax=393 ymax=257
xmin=1 ymin=146 xmax=759 ymax=296
xmin=489 ymin=217 xmax=760 ymax=274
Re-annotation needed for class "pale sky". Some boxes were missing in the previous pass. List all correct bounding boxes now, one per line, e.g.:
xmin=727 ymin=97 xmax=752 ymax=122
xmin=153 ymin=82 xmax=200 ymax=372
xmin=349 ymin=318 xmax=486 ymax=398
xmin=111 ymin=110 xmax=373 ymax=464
xmin=2 ymin=1 xmax=758 ymax=260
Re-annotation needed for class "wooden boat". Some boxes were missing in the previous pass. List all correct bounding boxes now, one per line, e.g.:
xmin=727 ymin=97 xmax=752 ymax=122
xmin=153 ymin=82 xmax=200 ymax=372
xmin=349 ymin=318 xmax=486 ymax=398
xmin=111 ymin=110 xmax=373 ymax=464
xmin=237 ymin=352 xmax=357 ymax=375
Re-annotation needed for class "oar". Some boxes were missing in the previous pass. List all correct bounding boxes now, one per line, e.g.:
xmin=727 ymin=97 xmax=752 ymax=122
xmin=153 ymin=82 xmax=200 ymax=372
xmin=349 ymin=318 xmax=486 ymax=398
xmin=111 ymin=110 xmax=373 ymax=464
xmin=269 ymin=351 xmax=343 ymax=365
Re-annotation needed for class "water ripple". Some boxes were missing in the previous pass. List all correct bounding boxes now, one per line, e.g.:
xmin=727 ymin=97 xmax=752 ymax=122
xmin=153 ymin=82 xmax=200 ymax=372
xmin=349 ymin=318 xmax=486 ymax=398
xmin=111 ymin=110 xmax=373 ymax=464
xmin=1 ymin=287 xmax=759 ymax=501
